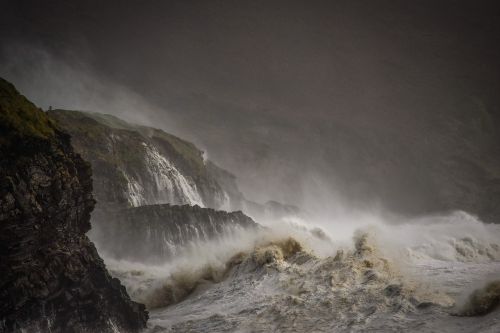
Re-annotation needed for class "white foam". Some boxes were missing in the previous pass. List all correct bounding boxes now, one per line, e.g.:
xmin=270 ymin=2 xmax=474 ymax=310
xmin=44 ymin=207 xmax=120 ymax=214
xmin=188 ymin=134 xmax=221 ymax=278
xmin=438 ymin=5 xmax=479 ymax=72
xmin=122 ymin=143 xmax=205 ymax=207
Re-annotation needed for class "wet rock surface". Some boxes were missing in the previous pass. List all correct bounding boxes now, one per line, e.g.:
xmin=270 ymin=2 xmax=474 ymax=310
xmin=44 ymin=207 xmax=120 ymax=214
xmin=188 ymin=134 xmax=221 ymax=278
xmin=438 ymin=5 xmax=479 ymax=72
xmin=48 ymin=110 xmax=234 ymax=210
xmin=91 ymin=204 xmax=259 ymax=263
xmin=0 ymin=78 xmax=148 ymax=332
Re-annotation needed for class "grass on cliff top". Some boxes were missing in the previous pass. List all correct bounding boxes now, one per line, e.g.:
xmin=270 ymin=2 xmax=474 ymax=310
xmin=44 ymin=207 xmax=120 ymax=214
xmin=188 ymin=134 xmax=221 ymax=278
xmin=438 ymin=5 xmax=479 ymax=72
xmin=49 ymin=109 xmax=205 ymax=173
xmin=0 ymin=78 xmax=55 ymax=144
xmin=85 ymin=111 xmax=205 ymax=168
xmin=140 ymin=126 xmax=205 ymax=173
xmin=48 ymin=109 xmax=110 ymax=141
xmin=82 ymin=111 xmax=205 ymax=170
xmin=84 ymin=111 xmax=135 ymax=130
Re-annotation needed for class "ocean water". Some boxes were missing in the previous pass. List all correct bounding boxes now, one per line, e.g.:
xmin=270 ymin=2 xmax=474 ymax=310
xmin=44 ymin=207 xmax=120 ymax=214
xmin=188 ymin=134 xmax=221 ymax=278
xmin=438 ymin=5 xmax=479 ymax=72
xmin=104 ymin=211 xmax=500 ymax=333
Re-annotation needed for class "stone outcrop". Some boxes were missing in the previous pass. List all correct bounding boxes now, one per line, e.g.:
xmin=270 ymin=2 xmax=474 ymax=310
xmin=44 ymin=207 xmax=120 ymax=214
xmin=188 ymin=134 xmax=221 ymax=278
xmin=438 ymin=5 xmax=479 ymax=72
xmin=0 ymin=78 xmax=148 ymax=332
xmin=48 ymin=110 xmax=303 ymax=227
xmin=48 ymin=110 xmax=236 ymax=211
xmin=91 ymin=204 xmax=259 ymax=263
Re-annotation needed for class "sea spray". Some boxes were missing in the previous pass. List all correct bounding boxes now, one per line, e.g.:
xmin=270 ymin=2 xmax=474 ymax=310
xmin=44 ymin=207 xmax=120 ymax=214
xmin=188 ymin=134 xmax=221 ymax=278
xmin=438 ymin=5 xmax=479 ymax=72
xmin=103 ymin=210 xmax=500 ymax=332
xmin=456 ymin=280 xmax=500 ymax=316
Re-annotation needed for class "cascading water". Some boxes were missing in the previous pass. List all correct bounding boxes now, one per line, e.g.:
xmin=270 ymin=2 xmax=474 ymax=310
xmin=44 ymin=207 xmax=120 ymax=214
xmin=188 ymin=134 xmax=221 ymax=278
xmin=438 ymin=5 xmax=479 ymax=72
xmin=123 ymin=143 xmax=205 ymax=207
xmin=142 ymin=144 xmax=205 ymax=207
xmin=124 ymin=173 xmax=147 ymax=207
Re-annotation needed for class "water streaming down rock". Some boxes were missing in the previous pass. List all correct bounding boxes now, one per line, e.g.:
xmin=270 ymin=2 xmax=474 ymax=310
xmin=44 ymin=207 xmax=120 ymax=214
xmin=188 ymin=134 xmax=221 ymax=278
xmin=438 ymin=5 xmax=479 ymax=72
xmin=42 ymin=99 xmax=500 ymax=333
xmin=48 ymin=110 xmax=305 ymax=223
xmin=48 ymin=110 xmax=235 ymax=211
xmin=123 ymin=143 xmax=205 ymax=207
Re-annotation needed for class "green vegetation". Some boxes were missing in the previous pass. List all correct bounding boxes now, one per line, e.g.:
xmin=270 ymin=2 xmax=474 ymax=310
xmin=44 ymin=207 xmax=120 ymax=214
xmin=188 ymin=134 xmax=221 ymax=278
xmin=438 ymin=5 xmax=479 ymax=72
xmin=49 ymin=109 xmax=143 ymax=168
xmin=0 ymin=78 xmax=54 ymax=145
xmin=84 ymin=111 xmax=137 ymax=130
xmin=50 ymin=109 xmax=206 ymax=176
xmin=48 ymin=109 xmax=216 ymax=207
xmin=86 ymin=111 xmax=205 ymax=173
xmin=146 ymin=127 xmax=205 ymax=175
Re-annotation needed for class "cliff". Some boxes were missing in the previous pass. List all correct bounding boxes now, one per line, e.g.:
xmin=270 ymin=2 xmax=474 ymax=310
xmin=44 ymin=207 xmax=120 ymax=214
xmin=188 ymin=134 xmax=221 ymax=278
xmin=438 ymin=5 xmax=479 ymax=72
xmin=0 ymin=78 xmax=147 ymax=332
xmin=90 ymin=204 xmax=259 ymax=263
xmin=48 ymin=110 xmax=237 ymax=211
xmin=48 ymin=110 xmax=302 ymax=223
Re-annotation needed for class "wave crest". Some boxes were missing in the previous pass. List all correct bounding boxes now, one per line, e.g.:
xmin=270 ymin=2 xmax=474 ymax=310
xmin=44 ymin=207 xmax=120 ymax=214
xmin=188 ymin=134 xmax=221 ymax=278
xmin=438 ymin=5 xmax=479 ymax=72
xmin=457 ymin=280 xmax=500 ymax=316
xmin=252 ymin=238 xmax=304 ymax=265
xmin=133 ymin=237 xmax=306 ymax=309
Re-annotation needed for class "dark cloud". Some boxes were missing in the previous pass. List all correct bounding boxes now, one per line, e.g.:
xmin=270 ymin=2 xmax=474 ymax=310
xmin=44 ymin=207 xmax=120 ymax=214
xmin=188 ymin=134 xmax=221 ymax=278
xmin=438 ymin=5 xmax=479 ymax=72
xmin=1 ymin=0 xmax=500 ymax=213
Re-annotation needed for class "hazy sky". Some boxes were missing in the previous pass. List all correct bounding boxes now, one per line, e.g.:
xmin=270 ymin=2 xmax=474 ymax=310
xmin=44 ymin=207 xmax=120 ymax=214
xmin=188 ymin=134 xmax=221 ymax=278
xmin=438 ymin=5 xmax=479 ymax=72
xmin=1 ymin=0 xmax=499 ymax=209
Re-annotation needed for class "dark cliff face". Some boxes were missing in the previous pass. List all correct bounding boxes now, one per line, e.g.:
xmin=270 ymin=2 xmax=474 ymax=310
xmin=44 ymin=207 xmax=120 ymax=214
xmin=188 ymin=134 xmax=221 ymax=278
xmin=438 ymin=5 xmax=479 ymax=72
xmin=48 ymin=110 xmax=237 ymax=211
xmin=0 ymin=78 xmax=147 ymax=332
xmin=47 ymin=110 xmax=302 ymax=224
xmin=90 ymin=204 xmax=259 ymax=263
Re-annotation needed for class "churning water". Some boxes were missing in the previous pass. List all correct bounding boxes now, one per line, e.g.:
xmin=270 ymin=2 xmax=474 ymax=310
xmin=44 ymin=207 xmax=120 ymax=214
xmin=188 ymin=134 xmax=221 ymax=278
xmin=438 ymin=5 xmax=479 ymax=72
xmin=103 ymin=211 xmax=500 ymax=332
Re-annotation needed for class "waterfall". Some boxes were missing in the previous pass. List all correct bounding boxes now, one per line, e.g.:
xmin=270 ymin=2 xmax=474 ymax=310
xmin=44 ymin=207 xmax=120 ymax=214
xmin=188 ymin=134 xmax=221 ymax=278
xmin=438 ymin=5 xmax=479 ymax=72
xmin=124 ymin=143 xmax=205 ymax=207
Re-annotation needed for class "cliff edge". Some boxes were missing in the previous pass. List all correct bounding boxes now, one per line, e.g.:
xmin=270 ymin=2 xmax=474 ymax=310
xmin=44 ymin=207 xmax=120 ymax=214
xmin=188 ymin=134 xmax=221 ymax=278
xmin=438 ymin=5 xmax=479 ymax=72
xmin=0 ymin=78 xmax=148 ymax=332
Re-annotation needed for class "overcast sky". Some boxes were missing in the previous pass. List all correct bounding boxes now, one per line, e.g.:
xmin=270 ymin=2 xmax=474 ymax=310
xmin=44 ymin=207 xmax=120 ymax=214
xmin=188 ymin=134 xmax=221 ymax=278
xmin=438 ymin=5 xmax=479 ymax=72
xmin=1 ymin=0 xmax=499 ymax=208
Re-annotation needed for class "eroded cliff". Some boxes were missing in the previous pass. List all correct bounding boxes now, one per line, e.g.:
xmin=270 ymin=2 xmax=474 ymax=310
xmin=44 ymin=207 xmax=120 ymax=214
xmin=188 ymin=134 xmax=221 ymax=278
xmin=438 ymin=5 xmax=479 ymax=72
xmin=91 ymin=204 xmax=259 ymax=263
xmin=0 ymin=78 xmax=148 ymax=332
xmin=48 ymin=110 xmax=235 ymax=211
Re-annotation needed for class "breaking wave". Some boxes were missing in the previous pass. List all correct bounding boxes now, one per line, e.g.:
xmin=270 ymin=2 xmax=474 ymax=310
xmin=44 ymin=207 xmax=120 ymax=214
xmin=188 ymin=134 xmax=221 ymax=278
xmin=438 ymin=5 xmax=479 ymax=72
xmin=381 ymin=211 xmax=500 ymax=263
xmin=457 ymin=280 xmax=500 ymax=316
xmin=103 ymin=210 xmax=500 ymax=332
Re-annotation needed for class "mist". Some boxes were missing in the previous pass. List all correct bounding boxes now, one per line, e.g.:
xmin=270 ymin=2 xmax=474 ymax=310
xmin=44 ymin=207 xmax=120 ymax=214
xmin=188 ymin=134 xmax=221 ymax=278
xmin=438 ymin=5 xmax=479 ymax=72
xmin=0 ymin=45 xmax=174 ymax=131
xmin=2 ymin=2 xmax=500 ymax=331
xmin=2 ymin=0 xmax=500 ymax=221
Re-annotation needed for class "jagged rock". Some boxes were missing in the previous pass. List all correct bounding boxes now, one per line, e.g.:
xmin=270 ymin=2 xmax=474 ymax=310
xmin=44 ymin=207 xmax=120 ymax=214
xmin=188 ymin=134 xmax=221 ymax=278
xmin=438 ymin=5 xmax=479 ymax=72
xmin=90 ymin=204 xmax=259 ymax=263
xmin=242 ymin=199 xmax=303 ymax=222
xmin=0 ymin=78 xmax=148 ymax=332
xmin=48 ymin=110 xmax=304 ymax=224
xmin=48 ymin=110 xmax=237 ymax=210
